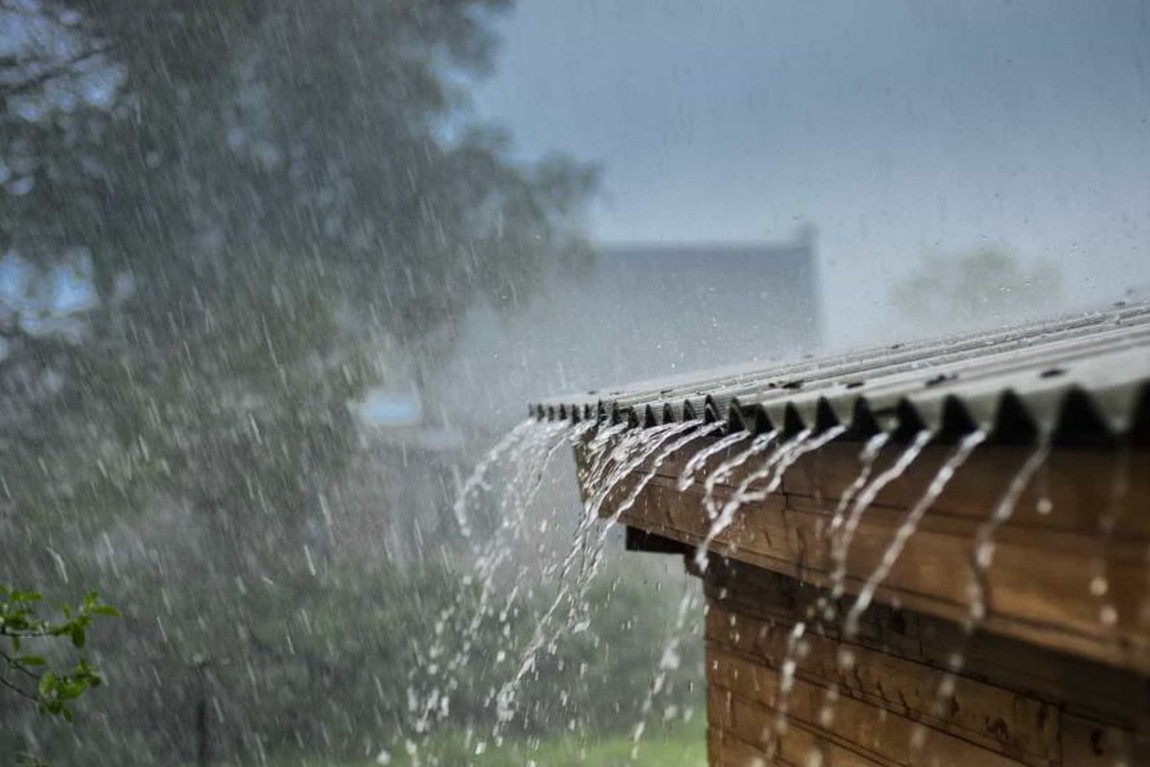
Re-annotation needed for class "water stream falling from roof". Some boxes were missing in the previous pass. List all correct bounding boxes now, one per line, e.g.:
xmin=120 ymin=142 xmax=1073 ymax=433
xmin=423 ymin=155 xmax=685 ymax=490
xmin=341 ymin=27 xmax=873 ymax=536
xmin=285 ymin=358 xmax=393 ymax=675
xmin=581 ymin=420 xmax=724 ymax=585
xmin=739 ymin=424 xmax=849 ymax=507
xmin=1092 ymin=447 xmax=1131 ymax=635
xmin=829 ymin=430 xmax=933 ymax=602
xmin=967 ymin=438 xmax=1052 ymax=627
xmin=487 ymin=419 xmax=708 ymax=743
xmin=631 ymin=583 xmax=699 ymax=761
xmin=843 ymin=429 xmax=987 ymax=637
xmin=405 ymin=418 xmax=582 ymax=759
xmin=912 ymin=435 xmax=1053 ymax=756
xmin=450 ymin=419 xmax=538 ymax=541
xmin=417 ymin=391 xmax=1143 ymax=765
xmin=677 ymin=429 xmax=753 ymax=492
xmin=826 ymin=432 xmax=891 ymax=546
xmin=701 ymin=431 xmax=778 ymax=520
xmin=694 ymin=430 xmax=795 ymax=570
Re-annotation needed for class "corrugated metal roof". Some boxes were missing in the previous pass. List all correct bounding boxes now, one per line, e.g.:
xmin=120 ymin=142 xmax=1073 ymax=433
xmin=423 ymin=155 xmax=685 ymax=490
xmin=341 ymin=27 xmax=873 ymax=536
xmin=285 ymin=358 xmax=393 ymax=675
xmin=530 ymin=301 xmax=1150 ymax=445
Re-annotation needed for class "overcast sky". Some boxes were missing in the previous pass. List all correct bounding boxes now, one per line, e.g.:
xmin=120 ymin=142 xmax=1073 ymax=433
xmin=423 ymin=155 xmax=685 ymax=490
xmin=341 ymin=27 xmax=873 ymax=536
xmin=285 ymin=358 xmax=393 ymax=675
xmin=470 ymin=0 xmax=1149 ymax=345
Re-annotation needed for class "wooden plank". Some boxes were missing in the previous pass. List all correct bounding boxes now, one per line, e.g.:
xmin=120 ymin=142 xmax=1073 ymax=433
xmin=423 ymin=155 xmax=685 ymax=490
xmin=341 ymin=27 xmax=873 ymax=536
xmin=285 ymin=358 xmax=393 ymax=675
xmin=703 ymin=558 xmax=1150 ymax=733
xmin=1059 ymin=713 xmax=1150 ymax=766
xmin=708 ymin=644 xmax=1029 ymax=767
xmin=705 ymin=604 xmax=1061 ymax=763
xmin=646 ymin=439 xmax=1150 ymax=537
xmin=605 ymin=473 xmax=1150 ymax=672
xmin=713 ymin=730 xmax=776 ymax=767
xmin=780 ymin=443 xmax=1150 ymax=537
xmin=582 ymin=430 xmax=1150 ymax=764
xmin=620 ymin=509 xmax=1150 ymax=672
xmin=709 ymin=685 xmax=889 ymax=767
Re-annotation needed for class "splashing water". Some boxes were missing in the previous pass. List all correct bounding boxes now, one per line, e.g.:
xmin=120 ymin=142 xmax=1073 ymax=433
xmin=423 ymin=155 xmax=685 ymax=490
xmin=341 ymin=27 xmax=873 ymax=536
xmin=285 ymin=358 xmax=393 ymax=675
xmin=575 ymin=422 xmax=636 ymax=502
xmin=805 ymin=433 xmax=890 ymax=633
xmin=701 ymin=431 xmax=779 ymax=520
xmin=806 ymin=430 xmax=935 ymax=753
xmin=541 ymin=422 xmax=655 ymax=595
xmin=420 ymin=413 xmax=997 ymax=761
xmin=771 ymin=619 xmax=808 ymax=740
xmin=583 ymin=420 xmax=724 ymax=579
xmin=826 ymin=433 xmax=891 ymax=542
xmin=1091 ymin=447 xmax=1130 ymax=634
xmin=919 ymin=436 xmax=1051 ymax=740
xmin=843 ymin=429 xmax=986 ymax=637
xmin=497 ymin=420 xmax=585 ymax=532
xmin=431 ymin=399 xmax=1135 ymax=767
xmin=568 ymin=420 xmax=710 ymax=618
xmin=568 ymin=421 xmax=698 ymax=583
xmin=494 ymin=419 xmax=713 ymax=738
xmin=587 ymin=420 xmax=708 ymax=524
xmin=693 ymin=429 xmax=814 ymax=572
xmin=966 ymin=438 xmax=1052 ymax=627
xmin=677 ymin=429 xmax=752 ymax=491
xmin=739 ymin=425 xmax=849 ymax=507
xmin=406 ymin=418 xmax=583 ymax=753
xmin=829 ymin=430 xmax=933 ymax=601
xmin=630 ymin=585 xmax=698 ymax=761
xmin=451 ymin=419 xmax=537 ymax=540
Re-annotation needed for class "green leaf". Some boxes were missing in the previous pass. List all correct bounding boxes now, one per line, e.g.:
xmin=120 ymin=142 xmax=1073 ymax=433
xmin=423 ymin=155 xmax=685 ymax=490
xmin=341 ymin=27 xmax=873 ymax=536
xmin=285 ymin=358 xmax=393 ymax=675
xmin=18 ymin=751 xmax=50 ymax=767
xmin=18 ymin=655 xmax=46 ymax=666
xmin=38 ymin=671 xmax=55 ymax=697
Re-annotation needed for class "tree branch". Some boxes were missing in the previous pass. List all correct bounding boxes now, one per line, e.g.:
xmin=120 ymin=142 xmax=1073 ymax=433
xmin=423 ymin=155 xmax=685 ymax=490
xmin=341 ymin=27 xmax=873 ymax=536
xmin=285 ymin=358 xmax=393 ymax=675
xmin=1 ymin=649 xmax=43 ymax=681
xmin=1 ymin=45 xmax=112 ymax=100
xmin=0 ymin=671 xmax=38 ymax=703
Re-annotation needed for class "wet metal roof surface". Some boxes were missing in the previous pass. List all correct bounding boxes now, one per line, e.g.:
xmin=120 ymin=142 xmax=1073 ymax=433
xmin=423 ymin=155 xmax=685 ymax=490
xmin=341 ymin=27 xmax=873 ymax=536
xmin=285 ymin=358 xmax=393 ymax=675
xmin=530 ymin=301 xmax=1150 ymax=445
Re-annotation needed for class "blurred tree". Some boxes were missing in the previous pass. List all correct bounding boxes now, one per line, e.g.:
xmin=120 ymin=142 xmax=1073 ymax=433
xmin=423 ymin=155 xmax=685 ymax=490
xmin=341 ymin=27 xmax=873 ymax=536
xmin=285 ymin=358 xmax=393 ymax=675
xmin=0 ymin=0 xmax=596 ymax=761
xmin=0 ymin=0 xmax=594 ymax=542
xmin=890 ymin=247 xmax=1062 ymax=329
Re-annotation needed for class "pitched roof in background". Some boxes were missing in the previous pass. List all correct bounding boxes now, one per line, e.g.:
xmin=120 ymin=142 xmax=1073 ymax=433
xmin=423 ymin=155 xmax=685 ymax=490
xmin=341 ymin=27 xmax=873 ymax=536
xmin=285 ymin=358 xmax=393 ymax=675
xmin=530 ymin=301 xmax=1150 ymax=446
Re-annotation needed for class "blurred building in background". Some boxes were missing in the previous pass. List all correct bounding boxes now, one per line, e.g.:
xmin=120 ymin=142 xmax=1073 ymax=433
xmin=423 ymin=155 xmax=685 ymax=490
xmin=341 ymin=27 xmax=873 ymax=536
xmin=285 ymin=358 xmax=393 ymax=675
xmin=431 ymin=225 xmax=822 ymax=431
xmin=355 ymin=227 xmax=821 ymax=556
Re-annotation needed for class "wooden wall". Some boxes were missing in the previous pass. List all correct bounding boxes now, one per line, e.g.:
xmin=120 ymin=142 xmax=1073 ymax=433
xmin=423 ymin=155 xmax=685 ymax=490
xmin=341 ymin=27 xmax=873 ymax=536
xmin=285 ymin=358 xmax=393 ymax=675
xmin=597 ymin=436 xmax=1150 ymax=674
xmin=578 ymin=429 xmax=1150 ymax=765
xmin=700 ymin=557 xmax=1150 ymax=767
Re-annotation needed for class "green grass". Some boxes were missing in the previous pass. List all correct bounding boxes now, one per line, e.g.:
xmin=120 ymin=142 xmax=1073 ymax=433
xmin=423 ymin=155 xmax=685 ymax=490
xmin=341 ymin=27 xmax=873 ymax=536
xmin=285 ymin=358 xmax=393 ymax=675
xmin=406 ymin=729 xmax=706 ymax=767
xmin=261 ymin=724 xmax=706 ymax=767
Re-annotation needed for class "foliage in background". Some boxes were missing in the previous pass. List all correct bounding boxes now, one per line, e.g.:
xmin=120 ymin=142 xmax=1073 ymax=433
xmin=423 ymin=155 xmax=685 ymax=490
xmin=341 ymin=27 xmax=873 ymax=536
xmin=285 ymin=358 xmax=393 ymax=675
xmin=0 ymin=3 xmax=701 ymax=765
xmin=0 ymin=558 xmax=701 ymax=765
xmin=0 ymin=0 xmax=596 ymax=547
xmin=891 ymin=247 xmax=1062 ymax=329
xmin=0 ymin=586 xmax=116 ymax=721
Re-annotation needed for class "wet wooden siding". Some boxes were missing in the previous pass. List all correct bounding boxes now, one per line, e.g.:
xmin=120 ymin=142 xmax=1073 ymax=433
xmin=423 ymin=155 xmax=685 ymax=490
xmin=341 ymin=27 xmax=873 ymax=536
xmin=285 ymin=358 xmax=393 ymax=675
xmin=702 ymin=559 xmax=1148 ymax=766
xmin=576 ymin=432 xmax=1150 ymax=765
xmin=586 ymin=435 xmax=1150 ymax=674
